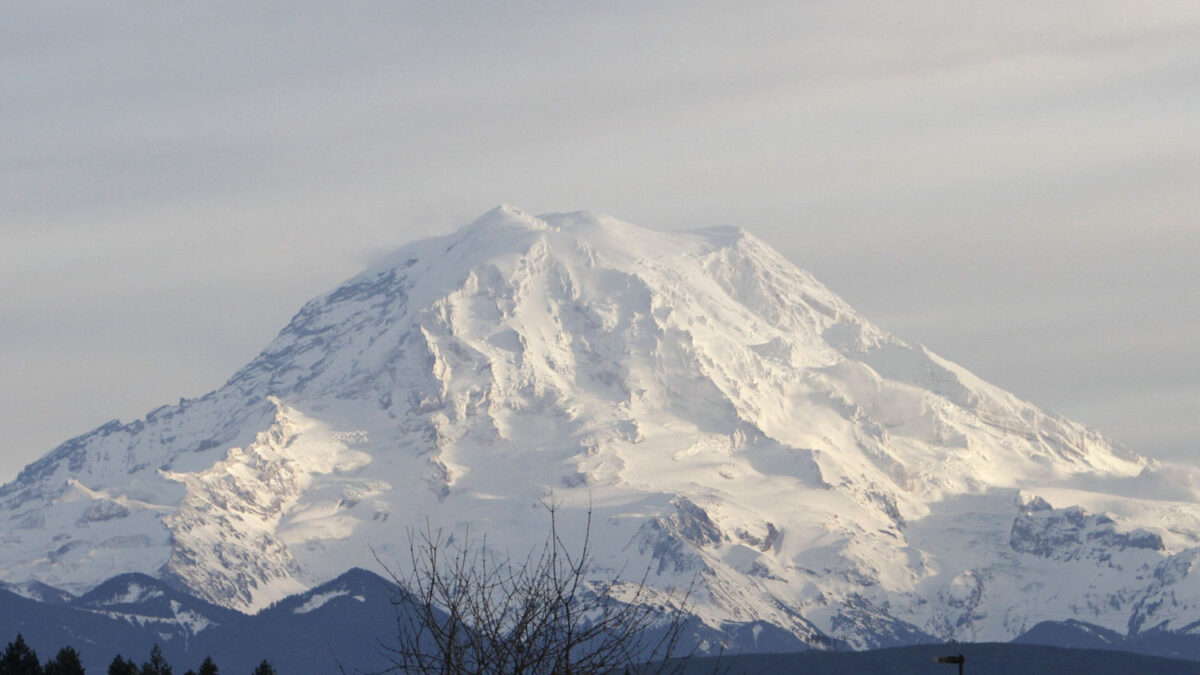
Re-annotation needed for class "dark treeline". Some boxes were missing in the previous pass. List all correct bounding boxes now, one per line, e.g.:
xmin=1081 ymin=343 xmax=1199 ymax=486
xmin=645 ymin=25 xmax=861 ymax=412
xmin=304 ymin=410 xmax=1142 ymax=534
xmin=0 ymin=635 xmax=277 ymax=675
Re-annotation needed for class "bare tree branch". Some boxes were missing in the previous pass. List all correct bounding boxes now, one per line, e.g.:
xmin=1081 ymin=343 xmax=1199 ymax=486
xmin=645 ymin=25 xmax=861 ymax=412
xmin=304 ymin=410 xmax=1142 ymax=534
xmin=371 ymin=505 xmax=705 ymax=674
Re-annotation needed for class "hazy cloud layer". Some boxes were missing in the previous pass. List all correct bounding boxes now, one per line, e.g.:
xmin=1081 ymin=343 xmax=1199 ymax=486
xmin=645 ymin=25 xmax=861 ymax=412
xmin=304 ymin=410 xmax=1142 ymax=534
xmin=2 ymin=2 xmax=1198 ymax=480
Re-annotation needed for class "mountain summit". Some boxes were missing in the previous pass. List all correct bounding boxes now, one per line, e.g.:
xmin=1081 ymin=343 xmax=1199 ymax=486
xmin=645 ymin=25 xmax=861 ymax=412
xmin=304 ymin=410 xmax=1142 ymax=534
xmin=3 ymin=207 xmax=1198 ymax=648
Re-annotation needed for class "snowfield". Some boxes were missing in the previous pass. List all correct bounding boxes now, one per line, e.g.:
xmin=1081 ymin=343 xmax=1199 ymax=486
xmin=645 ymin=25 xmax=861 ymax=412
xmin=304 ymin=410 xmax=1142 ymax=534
xmin=2 ymin=206 xmax=1198 ymax=648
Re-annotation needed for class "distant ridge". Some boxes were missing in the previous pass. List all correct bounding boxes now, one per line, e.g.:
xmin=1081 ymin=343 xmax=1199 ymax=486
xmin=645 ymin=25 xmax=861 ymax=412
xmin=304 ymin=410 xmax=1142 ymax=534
xmin=8 ymin=569 xmax=1200 ymax=672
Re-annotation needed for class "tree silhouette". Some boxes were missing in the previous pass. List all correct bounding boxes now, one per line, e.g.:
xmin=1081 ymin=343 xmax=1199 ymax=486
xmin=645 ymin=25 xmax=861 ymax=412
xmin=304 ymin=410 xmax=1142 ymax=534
xmin=108 ymin=654 xmax=138 ymax=675
xmin=0 ymin=634 xmax=41 ymax=675
xmin=140 ymin=645 xmax=172 ymax=675
xmin=42 ymin=647 xmax=84 ymax=675
xmin=250 ymin=661 xmax=275 ymax=675
xmin=197 ymin=656 xmax=219 ymax=675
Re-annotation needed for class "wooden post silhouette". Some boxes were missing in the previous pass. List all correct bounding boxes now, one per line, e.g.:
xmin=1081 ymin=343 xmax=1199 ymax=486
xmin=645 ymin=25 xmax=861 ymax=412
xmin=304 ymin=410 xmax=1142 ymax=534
xmin=934 ymin=653 xmax=964 ymax=675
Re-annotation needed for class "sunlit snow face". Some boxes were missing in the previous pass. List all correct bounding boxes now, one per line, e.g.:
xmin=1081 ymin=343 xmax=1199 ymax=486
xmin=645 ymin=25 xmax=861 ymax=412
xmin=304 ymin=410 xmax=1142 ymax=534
xmin=0 ymin=208 xmax=1178 ymax=649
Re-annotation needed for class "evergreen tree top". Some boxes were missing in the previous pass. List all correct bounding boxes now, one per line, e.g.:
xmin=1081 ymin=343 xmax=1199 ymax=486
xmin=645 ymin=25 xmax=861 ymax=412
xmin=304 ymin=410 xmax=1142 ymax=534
xmin=107 ymin=654 xmax=137 ymax=675
xmin=140 ymin=645 xmax=172 ymax=675
xmin=196 ymin=656 xmax=218 ymax=675
xmin=43 ymin=646 xmax=84 ymax=675
xmin=1 ymin=633 xmax=41 ymax=675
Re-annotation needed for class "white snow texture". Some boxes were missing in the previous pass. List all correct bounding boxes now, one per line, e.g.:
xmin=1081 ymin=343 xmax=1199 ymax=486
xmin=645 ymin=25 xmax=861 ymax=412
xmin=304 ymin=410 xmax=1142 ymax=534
xmin=2 ymin=206 xmax=1197 ymax=648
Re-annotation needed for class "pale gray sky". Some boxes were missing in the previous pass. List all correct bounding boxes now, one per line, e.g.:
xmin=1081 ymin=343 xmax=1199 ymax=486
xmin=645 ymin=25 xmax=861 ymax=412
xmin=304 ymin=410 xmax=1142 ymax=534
xmin=3 ymin=2 xmax=1198 ymax=482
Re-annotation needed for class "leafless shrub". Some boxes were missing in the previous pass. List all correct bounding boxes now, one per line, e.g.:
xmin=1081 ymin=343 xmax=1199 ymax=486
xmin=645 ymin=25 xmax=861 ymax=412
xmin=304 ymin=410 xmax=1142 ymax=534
xmin=374 ymin=504 xmax=702 ymax=674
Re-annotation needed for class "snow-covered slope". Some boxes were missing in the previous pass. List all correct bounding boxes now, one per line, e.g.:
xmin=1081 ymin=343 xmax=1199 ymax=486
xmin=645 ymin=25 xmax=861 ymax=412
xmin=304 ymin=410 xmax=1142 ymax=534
xmin=3 ymin=206 xmax=1198 ymax=648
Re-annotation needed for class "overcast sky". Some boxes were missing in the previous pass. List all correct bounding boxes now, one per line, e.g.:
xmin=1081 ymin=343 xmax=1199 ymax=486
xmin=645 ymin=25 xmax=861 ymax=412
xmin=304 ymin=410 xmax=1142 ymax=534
xmin=2 ymin=2 xmax=1198 ymax=482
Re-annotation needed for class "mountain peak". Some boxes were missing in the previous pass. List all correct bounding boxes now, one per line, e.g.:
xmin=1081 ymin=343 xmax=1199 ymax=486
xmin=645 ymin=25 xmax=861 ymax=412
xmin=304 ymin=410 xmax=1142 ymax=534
xmin=0 ymin=208 xmax=1190 ymax=650
xmin=464 ymin=204 xmax=550 ymax=233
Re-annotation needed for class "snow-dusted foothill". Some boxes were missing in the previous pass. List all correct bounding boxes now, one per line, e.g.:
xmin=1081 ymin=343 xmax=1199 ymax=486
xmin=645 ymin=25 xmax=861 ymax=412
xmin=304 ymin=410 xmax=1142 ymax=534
xmin=3 ymin=206 xmax=1199 ymax=649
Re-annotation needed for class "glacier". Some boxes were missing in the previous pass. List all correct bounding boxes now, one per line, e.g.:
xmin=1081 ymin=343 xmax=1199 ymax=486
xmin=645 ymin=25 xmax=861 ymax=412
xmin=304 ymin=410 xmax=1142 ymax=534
xmin=3 ymin=205 xmax=1199 ymax=649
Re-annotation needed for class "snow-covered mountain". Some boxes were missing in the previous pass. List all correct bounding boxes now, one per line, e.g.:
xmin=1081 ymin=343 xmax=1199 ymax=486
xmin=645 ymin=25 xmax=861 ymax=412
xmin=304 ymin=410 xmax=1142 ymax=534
xmin=3 ymin=205 xmax=1199 ymax=649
